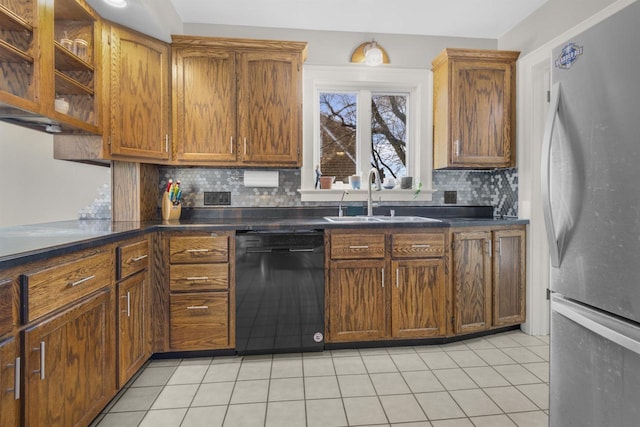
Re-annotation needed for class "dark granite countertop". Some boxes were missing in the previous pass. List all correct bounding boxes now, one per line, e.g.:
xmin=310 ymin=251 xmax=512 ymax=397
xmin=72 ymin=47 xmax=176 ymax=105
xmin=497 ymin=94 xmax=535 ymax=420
xmin=0 ymin=206 xmax=528 ymax=270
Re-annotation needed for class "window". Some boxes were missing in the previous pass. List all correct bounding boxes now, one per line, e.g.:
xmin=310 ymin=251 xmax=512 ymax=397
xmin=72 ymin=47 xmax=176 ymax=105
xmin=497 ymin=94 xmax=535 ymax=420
xmin=301 ymin=66 xmax=433 ymax=201
xmin=319 ymin=92 xmax=408 ymax=184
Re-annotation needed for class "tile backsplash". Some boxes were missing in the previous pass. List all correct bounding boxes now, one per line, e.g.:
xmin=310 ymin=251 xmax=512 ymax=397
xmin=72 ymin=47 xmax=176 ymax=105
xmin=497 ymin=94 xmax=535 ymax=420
xmin=157 ymin=167 xmax=518 ymax=217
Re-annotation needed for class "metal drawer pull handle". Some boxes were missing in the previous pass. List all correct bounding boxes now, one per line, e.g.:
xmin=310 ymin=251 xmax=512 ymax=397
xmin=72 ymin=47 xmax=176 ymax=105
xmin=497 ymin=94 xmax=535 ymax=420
xmin=131 ymin=255 xmax=148 ymax=262
xmin=187 ymin=305 xmax=209 ymax=310
xmin=33 ymin=342 xmax=45 ymax=380
xmin=289 ymin=248 xmax=314 ymax=252
xmin=126 ymin=291 xmax=131 ymax=317
xmin=396 ymin=268 xmax=400 ymax=288
xmin=349 ymin=245 xmax=369 ymax=249
xmin=70 ymin=275 xmax=95 ymax=287
xmin=186 ymin=276 xmax=209 ymax=281
xmin=187 ymin=249 xmax=210 ymax=253
xmin=6 ymin=357 xmax=20 ymax=399
xmin=381 ymin=268 xmax=385 ymax=288
xmin=411 ymin=244 xmax=431 ymax=248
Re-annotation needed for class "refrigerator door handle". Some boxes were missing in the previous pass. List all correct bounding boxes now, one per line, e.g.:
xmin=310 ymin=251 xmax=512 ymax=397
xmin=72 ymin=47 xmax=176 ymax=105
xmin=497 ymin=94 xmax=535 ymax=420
xmin=541 ymin=82 xmax=562 ymax=268
xmin=553 ymin=295 xmax=640 ymax=356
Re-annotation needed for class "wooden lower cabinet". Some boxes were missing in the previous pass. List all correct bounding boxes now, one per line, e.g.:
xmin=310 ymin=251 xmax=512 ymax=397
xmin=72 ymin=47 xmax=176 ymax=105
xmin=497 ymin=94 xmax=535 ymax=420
xmin=0 ymin=336 xmax=20 ymax=427
xmin=492 ymin=228 xmax=526 ymax=326
xmin=23 ymin=289 xmax=114 ymax=427
xmin=328 ymin=259 xmax=387 ymax=342
xmin=452 ymin=230 xmax=492 ymax=334
xmin=391 ymin=259 xmax=447 ymax=338
xmin=166 ymin=232 xmax=234 ymax=351
xmin=451 ymin=226 xmax=526 ymax=334
xmin=117 ymin=271 xmax=150 ymax=387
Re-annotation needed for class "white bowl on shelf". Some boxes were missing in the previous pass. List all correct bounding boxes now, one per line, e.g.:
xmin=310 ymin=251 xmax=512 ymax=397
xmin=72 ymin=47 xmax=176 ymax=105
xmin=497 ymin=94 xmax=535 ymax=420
xmin=55 ymin=97 xmax=69 ymax=114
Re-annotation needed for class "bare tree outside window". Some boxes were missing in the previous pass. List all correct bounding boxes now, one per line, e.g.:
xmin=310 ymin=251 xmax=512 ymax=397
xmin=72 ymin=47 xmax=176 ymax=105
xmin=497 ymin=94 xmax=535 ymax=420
xmin=319 ymin=91 xmax=408 ymax=183
xmin=371 ymin=94 xmax=407 ymax=180
xmin=320 ymin=92 xmax=357 ymax=182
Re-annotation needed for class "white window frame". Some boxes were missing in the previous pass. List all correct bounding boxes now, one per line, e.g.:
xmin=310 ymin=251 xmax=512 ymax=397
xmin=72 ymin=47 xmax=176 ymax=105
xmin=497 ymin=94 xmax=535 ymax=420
xmin=299 ymin=65 xmax=434 ymax=202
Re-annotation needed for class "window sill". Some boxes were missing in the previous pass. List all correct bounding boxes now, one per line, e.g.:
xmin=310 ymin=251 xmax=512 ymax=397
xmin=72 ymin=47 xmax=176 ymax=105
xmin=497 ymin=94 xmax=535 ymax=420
xmin=298 ymin=188 xmax=434 ymax=202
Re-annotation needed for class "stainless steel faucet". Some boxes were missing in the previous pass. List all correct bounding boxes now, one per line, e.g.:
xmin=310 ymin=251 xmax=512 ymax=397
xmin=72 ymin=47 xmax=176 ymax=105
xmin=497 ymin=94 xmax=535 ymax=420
xmin=338 ymin=190 xmax=349 ymax=217
xmin=367 ymin=167 xmax=381 ymax=216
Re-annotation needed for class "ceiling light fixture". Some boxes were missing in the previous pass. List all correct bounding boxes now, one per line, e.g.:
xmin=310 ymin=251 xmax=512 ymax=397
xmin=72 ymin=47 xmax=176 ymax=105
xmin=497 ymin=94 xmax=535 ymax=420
xmin=103 ymin=0 xmax=127 ymax=8
xmin=350 ymin=40 xmax=389 ymax=66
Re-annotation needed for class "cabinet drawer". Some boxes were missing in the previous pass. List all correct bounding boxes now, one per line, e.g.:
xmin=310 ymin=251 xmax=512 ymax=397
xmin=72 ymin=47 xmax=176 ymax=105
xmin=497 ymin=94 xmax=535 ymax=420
xmin=22 ymin=250 xmax=114 ymax=322
xmin=170 ymin=292 xmax=229 ymax=350
xmin=392 ymin=233 xmax=445 ymax=258
xmin=330 ymin=233 xmax=385 ymax=259
xmin=0 ymin=279 xmax=14 ymax=337
xmin=170 ymin=264 xmax=229 ymax=292
xmin=170 ymin=235 xmax=229 ymax=264
xmin=117 ymin=239 xmax=149 ymax=279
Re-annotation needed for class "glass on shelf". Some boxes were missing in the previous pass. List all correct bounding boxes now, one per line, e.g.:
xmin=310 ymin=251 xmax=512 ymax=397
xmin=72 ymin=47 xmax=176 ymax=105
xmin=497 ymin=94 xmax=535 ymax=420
xmin=73 ymin=38 xmax=88 ymax=60
xmin=60 ymin=38 xmax=73 ymax=51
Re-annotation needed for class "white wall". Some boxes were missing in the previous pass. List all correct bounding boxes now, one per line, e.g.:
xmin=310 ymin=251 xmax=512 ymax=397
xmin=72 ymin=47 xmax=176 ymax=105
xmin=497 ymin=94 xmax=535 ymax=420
xmin=498 ymin=0 xmax=617 ymax=54
xmin=183 ymin=23 xmax=497 ymax=68
xmin=0 ymin=121 xmax=110 ymax=227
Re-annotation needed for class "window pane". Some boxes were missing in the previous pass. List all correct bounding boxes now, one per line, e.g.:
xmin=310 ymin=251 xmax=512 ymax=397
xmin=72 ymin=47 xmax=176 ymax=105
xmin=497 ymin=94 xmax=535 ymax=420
xmin=319 ymin=92 xmax=357 ymax=182
xmin=370 ymin=94 xmax=407 ymax=180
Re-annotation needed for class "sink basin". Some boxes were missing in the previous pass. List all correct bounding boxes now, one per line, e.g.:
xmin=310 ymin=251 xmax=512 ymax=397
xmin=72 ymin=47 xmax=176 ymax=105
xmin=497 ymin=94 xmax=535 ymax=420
xmin=324 ymin=216 xmax=441 ymax=223
xmin=376 ymin=216 xmax=441 ymax=223
xmin=323 ymin=216 xmax=385 ymax=222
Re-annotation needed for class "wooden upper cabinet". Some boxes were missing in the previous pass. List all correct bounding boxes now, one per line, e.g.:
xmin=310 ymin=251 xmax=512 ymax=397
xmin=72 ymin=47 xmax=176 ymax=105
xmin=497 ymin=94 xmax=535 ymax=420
xmin=432 ymin=48 xmax=519 ymax=169
xmin=237 ymin=50 xmax=302 ymax=166
xmin=492 ymin=228 xmax=526 ymax=326
xmin=452 ymin=230 xmax=492 ymax=334
xmin=0 ymin=0 xmax=40 ymax=113
xmin=173 ymin=46 xmax=237 ymax=163
xmin=171 ymin=36 xmax=307 ymax=167
xmin=51 ymin=0 xmax=101 ymax=132
xmin=108 ymin=23 xmax=170 ymax=160
xmin=0 ymin=0 xmax=103 ymax=133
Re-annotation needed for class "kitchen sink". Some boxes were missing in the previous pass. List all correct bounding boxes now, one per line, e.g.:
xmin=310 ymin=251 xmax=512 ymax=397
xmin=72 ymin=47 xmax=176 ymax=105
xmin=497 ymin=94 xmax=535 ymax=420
xmin=376 ymin=216 xmax=441 ymax=223
xmin=323 ymin=216 xmax=386 ymax=223
xmin=323 ymin=216 xmax=441 ymax=223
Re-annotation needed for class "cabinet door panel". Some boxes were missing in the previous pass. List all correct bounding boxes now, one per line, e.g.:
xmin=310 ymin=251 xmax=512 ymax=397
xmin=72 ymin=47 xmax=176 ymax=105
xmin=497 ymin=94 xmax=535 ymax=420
xmin=237 ymin=50 xmax=301 ymax=166
xmin=392 ymin=259 xmax=446 ymax=338
xmin=24 ymin=290 xmax=114 ymax=427
xmin=328 ymin=260 xmax=387 ymax=342
xmin=451 ymin=60 xmax=513 ymax=166
xmin=493 ymin=229 xmax=526 ymax=326
xmin=174 ymin=48 xmax=237 ymax=162
xmin=452 ymin=231 xmax=492 ymax=334
xmin=0 ymin=337 xmax=20 ymax=427
xmin=110 ymin=26 xmax=170 ymax=160
xmin=118 ymin=272 xmax=149 ymax=387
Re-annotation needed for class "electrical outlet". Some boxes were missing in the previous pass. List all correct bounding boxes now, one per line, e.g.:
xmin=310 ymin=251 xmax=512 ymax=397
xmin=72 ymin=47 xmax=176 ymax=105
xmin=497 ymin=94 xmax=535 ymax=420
xmin=204 ymin=191 xmax=231 ymax=206
xmin=444 ymin=191 xmax=457 ymax=204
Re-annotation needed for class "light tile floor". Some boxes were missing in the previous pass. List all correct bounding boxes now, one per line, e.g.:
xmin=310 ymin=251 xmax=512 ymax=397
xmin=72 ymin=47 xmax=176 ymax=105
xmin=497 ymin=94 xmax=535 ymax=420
xmin=91 ymin=330 xmax=549 ymax=427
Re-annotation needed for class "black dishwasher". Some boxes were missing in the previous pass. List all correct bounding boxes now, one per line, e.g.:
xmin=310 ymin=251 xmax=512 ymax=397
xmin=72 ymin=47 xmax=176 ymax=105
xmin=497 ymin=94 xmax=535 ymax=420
xmin=235 ymin=230 xmax=325 ymax=354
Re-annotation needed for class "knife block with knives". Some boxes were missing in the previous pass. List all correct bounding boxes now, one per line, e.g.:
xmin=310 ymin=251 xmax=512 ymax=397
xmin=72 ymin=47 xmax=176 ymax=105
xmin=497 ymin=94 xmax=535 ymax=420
xmin=162 ymin=179 xmax=182 ymax=221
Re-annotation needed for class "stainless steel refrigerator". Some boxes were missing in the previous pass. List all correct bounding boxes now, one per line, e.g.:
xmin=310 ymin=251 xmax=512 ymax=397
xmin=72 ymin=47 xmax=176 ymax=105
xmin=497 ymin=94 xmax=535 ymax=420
xmin=542 ymin=1 xmax=640 ymax=425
